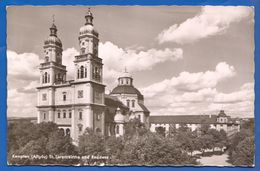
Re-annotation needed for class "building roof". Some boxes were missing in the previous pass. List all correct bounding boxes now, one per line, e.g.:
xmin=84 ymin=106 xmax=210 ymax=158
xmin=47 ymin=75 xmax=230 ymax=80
xmin=104 ymin=94 xmax=129 ymax=109
xmin=110 ymin=85 xmax=144 ymax=99
xmin=218 ymin=110 xmax=227 ymax=117
xmin=150 ymin=115 xmax=218 ymax=124
xmin=138 ymin=103 xmax=150 ymax=113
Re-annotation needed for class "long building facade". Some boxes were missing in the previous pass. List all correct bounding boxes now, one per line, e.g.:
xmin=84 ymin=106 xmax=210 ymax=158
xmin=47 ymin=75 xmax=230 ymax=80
xmin=150 ymin=110 xmax=240 ymax=136
xmin=36 ymin=10 xmax=150 ymax=142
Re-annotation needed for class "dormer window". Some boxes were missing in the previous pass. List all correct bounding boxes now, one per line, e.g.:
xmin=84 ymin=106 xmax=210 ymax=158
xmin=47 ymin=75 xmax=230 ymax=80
xmin=132 ymin=100 xmax=135 ymax=108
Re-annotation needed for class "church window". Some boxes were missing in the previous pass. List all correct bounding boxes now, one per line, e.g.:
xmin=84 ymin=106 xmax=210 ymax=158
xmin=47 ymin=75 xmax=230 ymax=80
xmin=127 ymin=100 xmax=130 ymax=107
xmin=63 ymin=111 xmax=66 ymax=118
xmin=85 ymin=67 xmax=87 ymax=78
xmin=66 ymin=129 xmax=70 ymax=136
xmin=63 ymin=92 xmax=67 ymax=101
xmin=69 ymin=111 xmax=72 ymax=118
xmin=81 ymin=48 xmax=85 ymax=54
xmin=43 ymin=113 xmax=46 ymax=120
xmin=47 ymin=74 xmax=50 ymax=83
xmin=116 ymin=125 xmax=119 ymax=134
xmin=78 ymin=90 xmax=83 ymax=98
xmin=77 ymin=69 xmax=80 ymax=79
xmin=96 ymin=128 xmax=101 ymax=133
xmin=79 ymin=112 xmax=82 ymax=120
xmin=80 ymin=66 xmax=84 ymax=78
xmin=42 ymin=94 xmax=47 ymax=101
xmin=126 ymin=79 xmax=129 ymax=84
xmin=44 ymin=72 xmax=48 ymax=83
xmin=58 ymin=112 xmax=61 ymax=118
xmin=138 ymin=115 xmax=141 ymax=120
xmin=45 ymin=56 xmax=49 ymax=62
xmin=121 ymin=79 xmax=123 ymax=85
xmin=132 ymin=100 xmax=135 ymax=108
xmin=96 ymin=113 xmax=101 ymax=121
xmin=78 ymin=124 xmax=83 ymax=132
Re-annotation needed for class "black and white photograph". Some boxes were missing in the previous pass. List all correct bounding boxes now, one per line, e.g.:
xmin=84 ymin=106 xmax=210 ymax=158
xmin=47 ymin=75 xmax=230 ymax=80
xmin=7 ymin=6 xmax=255 ymax=166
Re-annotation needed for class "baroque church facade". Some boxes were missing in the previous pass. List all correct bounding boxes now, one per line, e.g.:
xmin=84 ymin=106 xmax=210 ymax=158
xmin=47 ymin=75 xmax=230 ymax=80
xmin=36 ymin=10 xmax=150 ymax=142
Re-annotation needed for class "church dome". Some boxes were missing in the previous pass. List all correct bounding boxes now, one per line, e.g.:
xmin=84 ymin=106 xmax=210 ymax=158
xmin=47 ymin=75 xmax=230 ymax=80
xmin=218 ymin=110 xmax=227 ymax=117
xmin=111 ymin=85 xmax=144 ymax=100
xmin=79 ymin=8 xmax=99 ymax=37
xmin=120 ymin=71 xmax=132 ymax=78
xmin=114 ymin=107 xmax=125 ymax=123
xmin=79 ymin=24 xmax=98 ymax=36
xmin=44 ymin=36 xmax=62 ymax=47
xmin=44 ymin=23 xmax=62 ymax=47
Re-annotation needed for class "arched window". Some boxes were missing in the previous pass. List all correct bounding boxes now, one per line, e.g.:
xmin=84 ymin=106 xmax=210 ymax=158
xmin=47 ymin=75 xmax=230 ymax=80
xmin=44 ymin=72 xmax=48 ymax=83
xmin=66 ymin=128 xmax=70 ymax=136
xmin=58 ymin=112 xmax=61 ymax=118
xmin=116 ymin=125 xmax=119 ymax=134
xmin=58 ymin=73 xmax=61 ymax=81
xmin=77 ymin=69 xmax=80 ymax=79
xmin=43 ymin=113 xmax=46 ymax=120
xmin=127 ymin=100 xmax=130 ymax=107
xmin=63 ymin=111 xmax=66 ymax=118
xmin=79 ymin=111 xmax=82 ymax=120
xmin=47 ymin=74 xmax=50 ymax=83
xmin=42 ymin=75 xmax=45 ymax=83
xmin=96 ymin=128 xmax=101 ymax=133
xmin=85 ymin=67 xmax=87 ymax=78
xmin=69 ymin=111 xmax=72 ymax=118
xmin=80 ymin=66 xmax=84 ymax=78
xmin=45 ymin=56 xmax=49 ymax=62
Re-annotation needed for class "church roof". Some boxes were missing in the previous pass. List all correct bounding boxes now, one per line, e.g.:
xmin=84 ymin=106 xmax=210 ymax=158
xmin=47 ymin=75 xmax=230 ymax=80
xmin=138 ymin=103 xmax=150 ymax=113
xmin=150 ymin=114 xmax=239 ymax=124
xmin=150 ymin=115 xmax=218 ymax=124
xmin=104 ymin=94 xmax=129 ymax=109
xmin=110 ymin=85 xmax=144 ymax=99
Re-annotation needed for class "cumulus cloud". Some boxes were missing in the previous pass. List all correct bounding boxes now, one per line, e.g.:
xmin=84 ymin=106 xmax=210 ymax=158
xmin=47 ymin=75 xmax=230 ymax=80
xmin=140 ymin=62 xmax=253 ymax=117
xmin=7 ymin=50 xmax=40 ymax=81
xmin=142 ymin=62 xmax=235 ymax=98
xmin=99 ymin=41 xmax=183 ymax=87
xmin=157 ymin=6 xmax=252 ymax=44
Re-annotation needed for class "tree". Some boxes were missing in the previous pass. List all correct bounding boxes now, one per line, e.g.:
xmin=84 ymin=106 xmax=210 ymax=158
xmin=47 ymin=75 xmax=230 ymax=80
xmin=155 ymin=126 xmax=166 ymax=137
xmin=124 ymin=118 xmax=148 ymax=138
xmin=8 ymin=122 xmax=78 ymax=165
xmin=78 ymin=128 xmax=106 ymax=165
xmin=120 ymin=132 xmax=197 ymax=165
xmin=230 ymin=136 xmax=254 ymax=166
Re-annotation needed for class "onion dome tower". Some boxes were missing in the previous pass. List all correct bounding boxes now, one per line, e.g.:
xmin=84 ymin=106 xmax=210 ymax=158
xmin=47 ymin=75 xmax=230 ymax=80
xmin=39 ymin=16 xmax=67 ymax=86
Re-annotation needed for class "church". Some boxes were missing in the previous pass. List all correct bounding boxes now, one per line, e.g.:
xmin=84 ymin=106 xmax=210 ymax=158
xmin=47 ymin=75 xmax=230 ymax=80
xmin=36 ymin=9 xmax=150 ymax=143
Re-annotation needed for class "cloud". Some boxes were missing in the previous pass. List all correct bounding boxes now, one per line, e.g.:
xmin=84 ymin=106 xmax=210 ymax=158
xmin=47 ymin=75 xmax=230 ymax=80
xmin=62 ymin=47 xmax=79 ymax=80
xmin=142 ymin=62 xmax=235 ymax=98
xmin=7 ymin=50 xmax=40 ymax=81
xmin=213 ymin=82 xmax=254 ymax=103
xmin=99 ymin=41 xmax=183 ymax=87
xmin=140 ymin=63 xmax=253 ymax=117
xmin=157 ymin=6 xmax=252 ymax=44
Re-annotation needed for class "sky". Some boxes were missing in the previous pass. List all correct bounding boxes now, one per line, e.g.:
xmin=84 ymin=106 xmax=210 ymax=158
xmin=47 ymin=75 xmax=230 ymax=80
xmin=7 ymin=6 xmax=255 ymax=118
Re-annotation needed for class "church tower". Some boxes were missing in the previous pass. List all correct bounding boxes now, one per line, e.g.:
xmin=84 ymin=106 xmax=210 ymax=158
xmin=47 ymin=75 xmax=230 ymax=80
xmin=37 ymin=19 xmax=67 ymax=124
xmin=71 ymin=9 xmax=106 ymax=140
xmin=40 ymin=20 xmax=67 ymax=86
